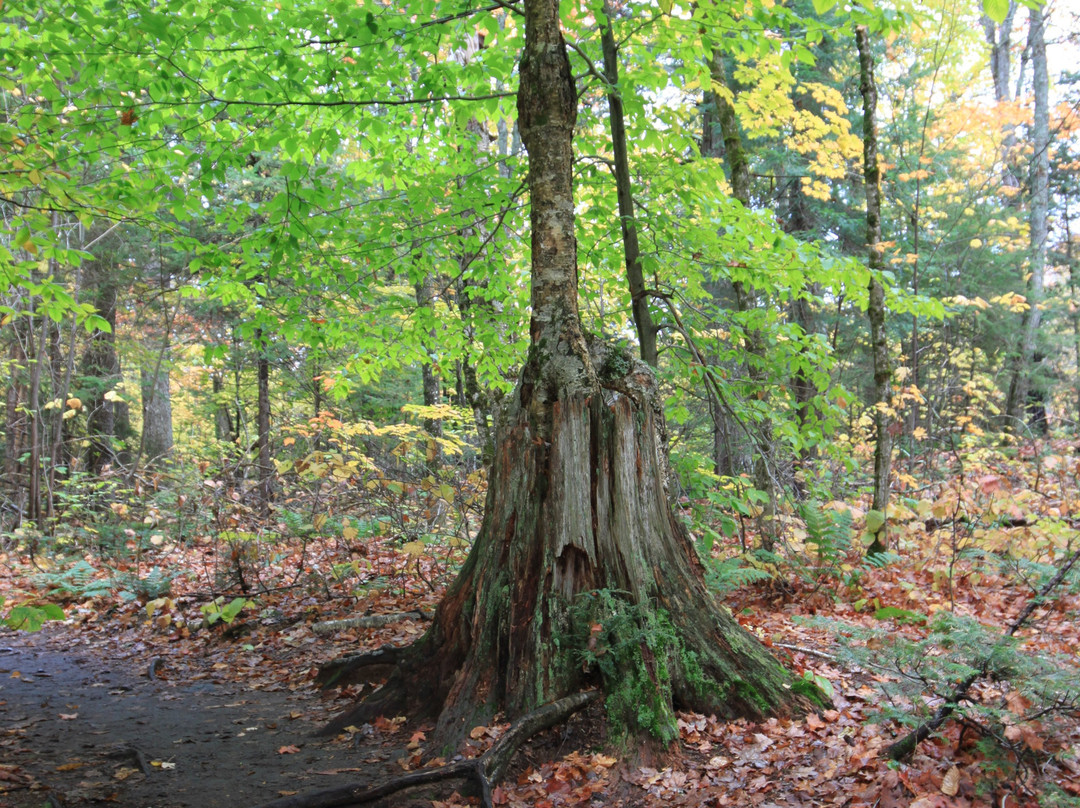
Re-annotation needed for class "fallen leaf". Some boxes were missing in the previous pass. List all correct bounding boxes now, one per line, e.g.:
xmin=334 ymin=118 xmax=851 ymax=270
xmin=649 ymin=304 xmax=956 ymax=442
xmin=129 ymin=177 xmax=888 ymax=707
xmin=113 ymin=767 xmax=140 ymax=781
xmin=59 ymin=713 xmax=78 ymax=720
xmin=278 ymin=745 xmax=301 ymax=754
xmin=940 ymin=765 xmax=960 ymax=796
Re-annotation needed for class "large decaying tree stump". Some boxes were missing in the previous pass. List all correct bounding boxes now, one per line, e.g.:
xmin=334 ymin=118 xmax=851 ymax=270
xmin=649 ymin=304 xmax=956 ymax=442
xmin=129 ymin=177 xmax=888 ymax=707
xmin=319 ymin=0 xmax=809 ymax=751
xmin=322 ymin=342 xmax=807 ymax=745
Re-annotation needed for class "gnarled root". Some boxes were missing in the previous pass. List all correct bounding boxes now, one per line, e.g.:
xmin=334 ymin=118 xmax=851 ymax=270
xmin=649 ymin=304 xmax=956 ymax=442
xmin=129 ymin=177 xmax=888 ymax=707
xmin=315 ymin=645 xmax=409 ymax=691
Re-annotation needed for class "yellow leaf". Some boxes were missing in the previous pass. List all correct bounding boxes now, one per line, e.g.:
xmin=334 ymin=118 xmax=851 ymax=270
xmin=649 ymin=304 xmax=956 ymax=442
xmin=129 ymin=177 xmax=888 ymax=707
xmin=313 ymin=514 xmax=328 ymax=530
xmin=401 ymin=540 xmax=426 ymax=558
xmin=342 ymin=526 xmax=359 ymax=540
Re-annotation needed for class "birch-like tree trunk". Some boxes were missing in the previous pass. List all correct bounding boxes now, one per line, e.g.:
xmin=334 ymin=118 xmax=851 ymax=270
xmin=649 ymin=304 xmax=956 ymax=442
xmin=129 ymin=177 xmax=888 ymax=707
xmin=1004 ymin=4 xmax=1049 ymax=432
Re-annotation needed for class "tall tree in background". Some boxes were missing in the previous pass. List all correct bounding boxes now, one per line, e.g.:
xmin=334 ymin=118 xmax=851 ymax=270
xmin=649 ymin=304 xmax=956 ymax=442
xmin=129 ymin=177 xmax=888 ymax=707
xmin=598 ymin=0 xmax=658 ymax=367
xmin=703 ymin=42 xmax=779 ymax=546
xmin=1004 ymin=3 xmax=1050 ymax=432
xmin=857 ymin=25 xmax=893 ymax=555
xmin=324 ymin=0 xmax=805 ymax=745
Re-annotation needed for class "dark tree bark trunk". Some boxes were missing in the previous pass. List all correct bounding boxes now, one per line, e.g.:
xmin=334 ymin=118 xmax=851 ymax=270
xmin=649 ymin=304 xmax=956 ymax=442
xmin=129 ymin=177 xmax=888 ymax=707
xmin=325 ymin=0 xmax=807 ymax=748
xmin=81 ymin=262 xmax=129 ymax=474
xmin=599 ymin=0 xmax=657 ymax=367
xmin=211 ymin=370 xmax=235 ymax=444
xmin=415 ymin=272 xmax=443 ymax=440
xmin=857 ymin=26 xmax=892 ymax=556
xmin=26 ymin=310 xmax=48 ymax=526
xmin=3 ymin=329 xmax=28 ymax=508
xmin=256 ymin=327 xmax=272 ymax=518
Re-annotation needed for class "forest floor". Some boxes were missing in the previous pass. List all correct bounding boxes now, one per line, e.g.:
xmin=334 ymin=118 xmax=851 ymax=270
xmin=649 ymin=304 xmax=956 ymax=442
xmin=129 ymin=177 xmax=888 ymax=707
xmin=3 ymin=442 xmax=1080 ymax=807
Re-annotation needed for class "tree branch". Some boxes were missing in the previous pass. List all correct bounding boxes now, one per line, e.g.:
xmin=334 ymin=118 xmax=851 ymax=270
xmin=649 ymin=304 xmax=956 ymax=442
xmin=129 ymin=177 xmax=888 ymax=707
xmin=885 ymin=544 xmax=1080 ymax=759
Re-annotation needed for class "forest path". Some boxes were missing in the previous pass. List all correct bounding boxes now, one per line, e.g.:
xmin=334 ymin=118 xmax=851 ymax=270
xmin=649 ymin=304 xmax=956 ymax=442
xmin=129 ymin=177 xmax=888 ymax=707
xmin=0 ymin=631 xmax=390 ymax=808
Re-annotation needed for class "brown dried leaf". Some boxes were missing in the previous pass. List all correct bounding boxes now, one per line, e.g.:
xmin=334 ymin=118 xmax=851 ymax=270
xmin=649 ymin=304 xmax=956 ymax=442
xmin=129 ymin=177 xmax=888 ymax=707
xmin=940 ymin=765 xmax=960 ymax=796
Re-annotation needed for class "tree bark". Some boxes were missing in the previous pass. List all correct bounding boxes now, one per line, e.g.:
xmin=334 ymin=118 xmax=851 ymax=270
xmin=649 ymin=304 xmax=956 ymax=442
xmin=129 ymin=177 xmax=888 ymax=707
xmin=140 ymin=364 xmax=173 ymax=464
xmin=324 ymin=0 xmax=807 ymax=749
xmin=599 ymin=0 xmax=658 ymax=367
xmin=1003 ymin=4 xmax=1049 ymax=433
xmin=981 ymin=2 xmax=1022 ymax=192
xmin=256 ymin=327 xmax=273 ymax=518
xmin=211 ymin=370 xmax=235 ymax=444
xmin=857 ymin=25 xmax=892 ymax=556
xmin=415 ymin=272 xmax=444 ymax=440
xmin=81 ymin=260 xmax=131 ymax=473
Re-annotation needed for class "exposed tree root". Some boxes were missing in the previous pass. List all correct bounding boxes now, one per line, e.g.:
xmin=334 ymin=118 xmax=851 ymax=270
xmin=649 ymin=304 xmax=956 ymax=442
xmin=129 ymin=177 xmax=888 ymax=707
xmin=252 ymin=691 xmax=599 ymax=808
xmin=315 ymin=645 xmax=408 ymax=691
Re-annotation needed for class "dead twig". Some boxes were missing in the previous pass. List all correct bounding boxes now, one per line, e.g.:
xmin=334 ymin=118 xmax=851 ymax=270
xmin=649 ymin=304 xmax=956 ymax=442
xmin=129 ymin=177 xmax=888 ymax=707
xmin=885 ymin=544 xmax=1080 ymax=760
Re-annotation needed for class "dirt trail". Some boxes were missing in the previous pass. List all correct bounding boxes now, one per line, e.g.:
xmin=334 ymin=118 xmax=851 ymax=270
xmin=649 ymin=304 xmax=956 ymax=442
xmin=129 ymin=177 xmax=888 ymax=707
xmin=0 ymin=631 xmax=394 ymax=808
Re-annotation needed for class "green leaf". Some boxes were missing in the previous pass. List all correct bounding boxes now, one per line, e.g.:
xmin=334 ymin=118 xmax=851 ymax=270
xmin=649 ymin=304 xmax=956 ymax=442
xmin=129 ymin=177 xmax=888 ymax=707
xmin=811 ymin=0 xmax=838 ymax=14
xmin=865 ymin=509 xmax=886 ymax=533
xmin=873 ymin=607 xmax=927 ymax=625
xmin=40 ymin=603 xmax=65 ymax=620
xmin=982 ymin=0 xmax=1009 ymax=24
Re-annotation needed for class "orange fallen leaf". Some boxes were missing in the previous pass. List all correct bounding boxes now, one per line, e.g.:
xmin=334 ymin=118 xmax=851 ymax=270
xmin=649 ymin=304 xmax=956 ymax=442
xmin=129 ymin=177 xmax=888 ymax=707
xmin=278 ymin=745 xmax=301 ymax=754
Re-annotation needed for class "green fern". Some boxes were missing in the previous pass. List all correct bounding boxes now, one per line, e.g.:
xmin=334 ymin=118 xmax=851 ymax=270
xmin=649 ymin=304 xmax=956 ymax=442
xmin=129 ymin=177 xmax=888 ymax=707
xmin=35 ymin=560 xmax=113 ymax=599
xmin=705 ymin=555 xmax=775 ymax=592
xmin=800 ymin=502 xmax=852 ymax=566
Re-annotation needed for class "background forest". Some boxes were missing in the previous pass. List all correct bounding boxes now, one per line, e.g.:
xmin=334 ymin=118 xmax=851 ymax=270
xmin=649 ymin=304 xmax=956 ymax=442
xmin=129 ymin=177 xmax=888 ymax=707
xmin=4 ymin=0 xmax=1080 ymax=804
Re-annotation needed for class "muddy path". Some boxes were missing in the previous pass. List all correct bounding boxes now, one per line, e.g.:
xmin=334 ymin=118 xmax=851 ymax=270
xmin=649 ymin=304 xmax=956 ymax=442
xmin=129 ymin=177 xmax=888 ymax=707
xmin=0 ymin=631 xmax=400 ymax=808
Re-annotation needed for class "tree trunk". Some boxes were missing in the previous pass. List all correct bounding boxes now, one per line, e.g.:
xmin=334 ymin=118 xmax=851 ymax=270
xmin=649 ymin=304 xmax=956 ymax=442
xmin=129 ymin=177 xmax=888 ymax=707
xmin=256 ymin=327 xmax=273 ymax=518
xmin=599 ymin=0 xmax=658 ymax=367
xmin=140 ymin=364 xmax=173 ymax=464
xmin=415 ymin=272 xmax=443 ymax=440
xmin=3 ymin=327 xmax=28 ymax=511
xmin=1066 ymin=206 xmax=1080 ymax=425
xmin=981 ymin=2 xmax=1021 ymax=191
xmin=857 ymin=26 xmax=892 ymax=555
xmin=705 ymin=46 xmax=778 ymax=547
xmin=211 ymin=370 xmax=235 ymax=444
xmin=1003 ymin=4 xmax=1049 ymax=433
xmin=81 ymin=261 xmax=130 ymax=474
xmin=324 ymin=0 xmax=807 ymax=749
xmin=26 ymin=309 xmax=48 ymax=526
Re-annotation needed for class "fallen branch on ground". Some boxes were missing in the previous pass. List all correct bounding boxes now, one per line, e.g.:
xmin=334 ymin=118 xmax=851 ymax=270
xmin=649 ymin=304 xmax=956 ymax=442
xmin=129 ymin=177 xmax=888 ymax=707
xmin=311 ymin=611 xmax=430 ymax=636
xmin=249 ymin=690 xmax=600 ymax=808
xmin=315 ymin=644 xmax=407 ymax=690
xmin=885 ymin=545 xmax=1080 ymax=760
